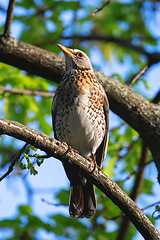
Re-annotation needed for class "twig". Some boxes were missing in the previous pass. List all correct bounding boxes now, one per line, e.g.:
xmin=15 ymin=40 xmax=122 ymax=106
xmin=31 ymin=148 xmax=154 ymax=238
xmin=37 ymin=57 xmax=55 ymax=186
xmin=118 ymin=160 xmax=153 ymax=185
xmin=129 ymin=66 xmax=148 ymax=87
xmin=142 ymin=201 xmax=160 ymax=212
xmin=35 ymin=154 xmax=52 ymax=158
xmin=42 ymin=199 xmax=160 ymax=212
xmin=104 ymin=213 xmax=124 ymax=221
xmin=118 ymin=139 xmax=139 ymax=160
xmin=0 ymin=142 xmax=28 ymax=181
xmin=4 ymin=0 xmax=15 ymax=37
xmin=98 ymin=160 xmax=153 ymax=203
xmin=0 ymin=86 xmax=55 ymax=98
xmin=0 ymin=6 xmax=6 ymax=12
xmin=99 ymin=159 xmax=153 ymax=222
xmin=41 ymin=198 xmax=68 ymax=206
xmin=104 ymin=201 xmax=160 ymax=221
xmin=89 ymin=0 xmax=112 ymax=18
xmin=110 ymin=122 xmax=126 ymax=132
xmin=24 ymin=154 xmax=52 ymax=160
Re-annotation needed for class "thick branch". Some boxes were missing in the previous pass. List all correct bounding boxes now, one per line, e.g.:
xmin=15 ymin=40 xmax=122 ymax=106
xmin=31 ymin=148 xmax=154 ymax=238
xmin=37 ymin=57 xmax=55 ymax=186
xmin=0 ymin=117 xmax=160 ymax=240
xmin=0 ymin=35 xmax=64 ymax=81
xmin=32 ymin=34 xmax=160 ymax=67
xmin=62 ymin=35 xmax=160 ymax=67
xmin=0 ymin=35 xmax=160 ymax=179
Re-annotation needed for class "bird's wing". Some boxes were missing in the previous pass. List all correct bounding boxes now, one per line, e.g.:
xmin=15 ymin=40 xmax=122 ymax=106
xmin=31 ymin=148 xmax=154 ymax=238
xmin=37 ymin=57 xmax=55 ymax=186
xmin=95 ymin=91 xmax=109 ymax=167
xmin=51 ymin=92 xmax=58 ymax=139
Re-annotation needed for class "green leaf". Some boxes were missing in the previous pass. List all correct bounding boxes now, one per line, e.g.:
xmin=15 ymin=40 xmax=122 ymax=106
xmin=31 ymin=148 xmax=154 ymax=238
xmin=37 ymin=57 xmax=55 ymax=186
xmin=141 ymin=178 xmax=154 ymax=196
xmin=152 ymin=206 xmax=160 ymax=220
xmin=20 ymin=158 xmax=27 ymax=170
xmin=27 ymin=159 xmax=38 ymax=175
xmin=138 ymin=78 xmax=152 ymax=89
xmin=50 ymin=214 xmax=87 ymax=236
xmin=55 ymin=189 xmax=69 ymax=205
xmin=111 ymin=74 xmax=125 ymax=83
xmin=28 ymin=145 xmax=37 ymax=152
xmin=0 ymin=219 xmax=21 ymax=228
xmin=36 ymin=157 xmax=44 ymax=166
xmin=18 ymin=205 xmax=32 ymax=216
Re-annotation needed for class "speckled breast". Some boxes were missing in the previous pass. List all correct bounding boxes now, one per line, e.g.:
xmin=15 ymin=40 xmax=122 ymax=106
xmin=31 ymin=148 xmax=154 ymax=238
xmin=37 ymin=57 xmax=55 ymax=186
xmin=54 ymin=69 xmax=106 ymax=158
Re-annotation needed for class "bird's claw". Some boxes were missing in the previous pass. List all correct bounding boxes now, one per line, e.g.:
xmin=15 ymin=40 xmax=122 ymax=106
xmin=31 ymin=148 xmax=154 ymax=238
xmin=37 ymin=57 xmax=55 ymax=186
xmin=63 ymin=143 xmax=79 ymax=154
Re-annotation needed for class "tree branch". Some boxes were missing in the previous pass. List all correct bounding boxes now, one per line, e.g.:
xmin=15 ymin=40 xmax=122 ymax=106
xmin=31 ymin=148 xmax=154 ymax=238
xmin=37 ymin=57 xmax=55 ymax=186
xmin=32 ymin=34 xmax=160 ymax=67
xmin=0 ymin=35 xmax=160 ymax=180
xmin=142 ymin=201 xmax=160 ymax=212
xmin=4 ymin=0 xmax=15 ymax=37
xmin=62 ymin=35 xmax=160 ymax=67
xmin=0 ymin=5 xmax=6 ymax=13
xmin=0 ymin=86 xmax=55 ymax=98
xmin=0 ymin=117 xmax=159 ymax=239
xmin=104 ymin=201 xmax=160 ymax=221
xmin=129 ymin=66 xmax=148 ymax=87
xmin=89 ymin=0 xmax=112 ymax=18
xmin=118 ymin=159 xmax=153 ymax=185
xmin=117 ymin=142 xmax=149 ymax=240
xmin=0 ymin=35 xmax=64 ymax=82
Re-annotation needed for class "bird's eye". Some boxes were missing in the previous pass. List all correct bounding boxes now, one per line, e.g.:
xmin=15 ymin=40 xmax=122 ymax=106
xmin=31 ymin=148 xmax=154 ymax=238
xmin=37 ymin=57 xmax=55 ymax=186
xmin=77 ymin=52 xmax=83 ymax=58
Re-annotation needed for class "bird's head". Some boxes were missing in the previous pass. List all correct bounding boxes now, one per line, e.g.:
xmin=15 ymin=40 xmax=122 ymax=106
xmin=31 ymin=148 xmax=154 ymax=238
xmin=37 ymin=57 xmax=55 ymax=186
xmin=57 ymin=44 xmax=95 ymax=77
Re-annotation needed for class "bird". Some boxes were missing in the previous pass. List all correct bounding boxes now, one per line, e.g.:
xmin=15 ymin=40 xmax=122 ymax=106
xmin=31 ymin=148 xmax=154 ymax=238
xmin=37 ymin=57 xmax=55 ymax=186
xmin=52 ymin=44 xmax=109 ymax=218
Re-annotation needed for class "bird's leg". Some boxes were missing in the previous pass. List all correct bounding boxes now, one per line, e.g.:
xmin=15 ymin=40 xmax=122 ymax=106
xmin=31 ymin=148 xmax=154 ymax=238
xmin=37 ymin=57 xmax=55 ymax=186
xmin=91 ymin=153 xmax=97 ymax=174
xmin=91 ymin=153 xmax=103 ymax=174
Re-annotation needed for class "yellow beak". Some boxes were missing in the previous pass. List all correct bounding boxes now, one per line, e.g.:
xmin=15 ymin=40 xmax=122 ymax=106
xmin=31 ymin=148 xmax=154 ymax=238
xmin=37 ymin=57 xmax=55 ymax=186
xmin=57 ymin=44 xmax=75 ymax=57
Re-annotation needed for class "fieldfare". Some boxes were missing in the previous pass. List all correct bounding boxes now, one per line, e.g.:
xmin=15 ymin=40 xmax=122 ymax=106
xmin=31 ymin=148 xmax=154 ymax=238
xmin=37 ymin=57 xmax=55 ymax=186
xmin=52 ymin=44 xmax=109 ymax=218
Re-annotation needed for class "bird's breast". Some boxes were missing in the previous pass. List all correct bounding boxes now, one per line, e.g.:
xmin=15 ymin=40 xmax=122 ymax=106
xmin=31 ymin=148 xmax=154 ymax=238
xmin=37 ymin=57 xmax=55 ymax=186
xmin=54 ymin=89 xmax=106 ymax=158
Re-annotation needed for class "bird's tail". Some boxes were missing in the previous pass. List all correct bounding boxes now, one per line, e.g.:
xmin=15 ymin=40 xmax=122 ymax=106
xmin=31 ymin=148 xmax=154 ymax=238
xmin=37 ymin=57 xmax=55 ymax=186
xmin=69 ymin=178 xmax=96 ymax=218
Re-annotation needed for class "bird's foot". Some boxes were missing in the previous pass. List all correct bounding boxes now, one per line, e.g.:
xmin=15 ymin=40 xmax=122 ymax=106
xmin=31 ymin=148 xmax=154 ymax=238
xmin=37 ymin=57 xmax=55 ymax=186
xmin=62 ymin=142 xmax=79 ymax=154
xmin=68 ymin=146 xmax=79 ymax=154
xmin=87 ymin=157 xmax=93 ymax=164
xmin=62 ymin=142 xmax=68 ymax=148
xmin=72 ymin=149 xmax=79 ymax=154
xmin=62 ymin=142 xmax=72 ymax=153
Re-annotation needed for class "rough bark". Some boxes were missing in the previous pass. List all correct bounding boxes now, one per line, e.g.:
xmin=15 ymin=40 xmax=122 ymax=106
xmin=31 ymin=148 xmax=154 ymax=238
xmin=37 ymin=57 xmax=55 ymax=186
xmin=0 ymin=35 xmax=160 ymax=180
xmin=0 ymin=117 xmax=160 ymax=240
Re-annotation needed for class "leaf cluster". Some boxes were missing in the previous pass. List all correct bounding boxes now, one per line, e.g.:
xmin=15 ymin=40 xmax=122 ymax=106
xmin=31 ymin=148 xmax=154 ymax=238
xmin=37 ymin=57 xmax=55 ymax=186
xmin=20 ymin=145 xmax=44 ymax=175
xmin=0 ymin=205 xmax=53 ymax=240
